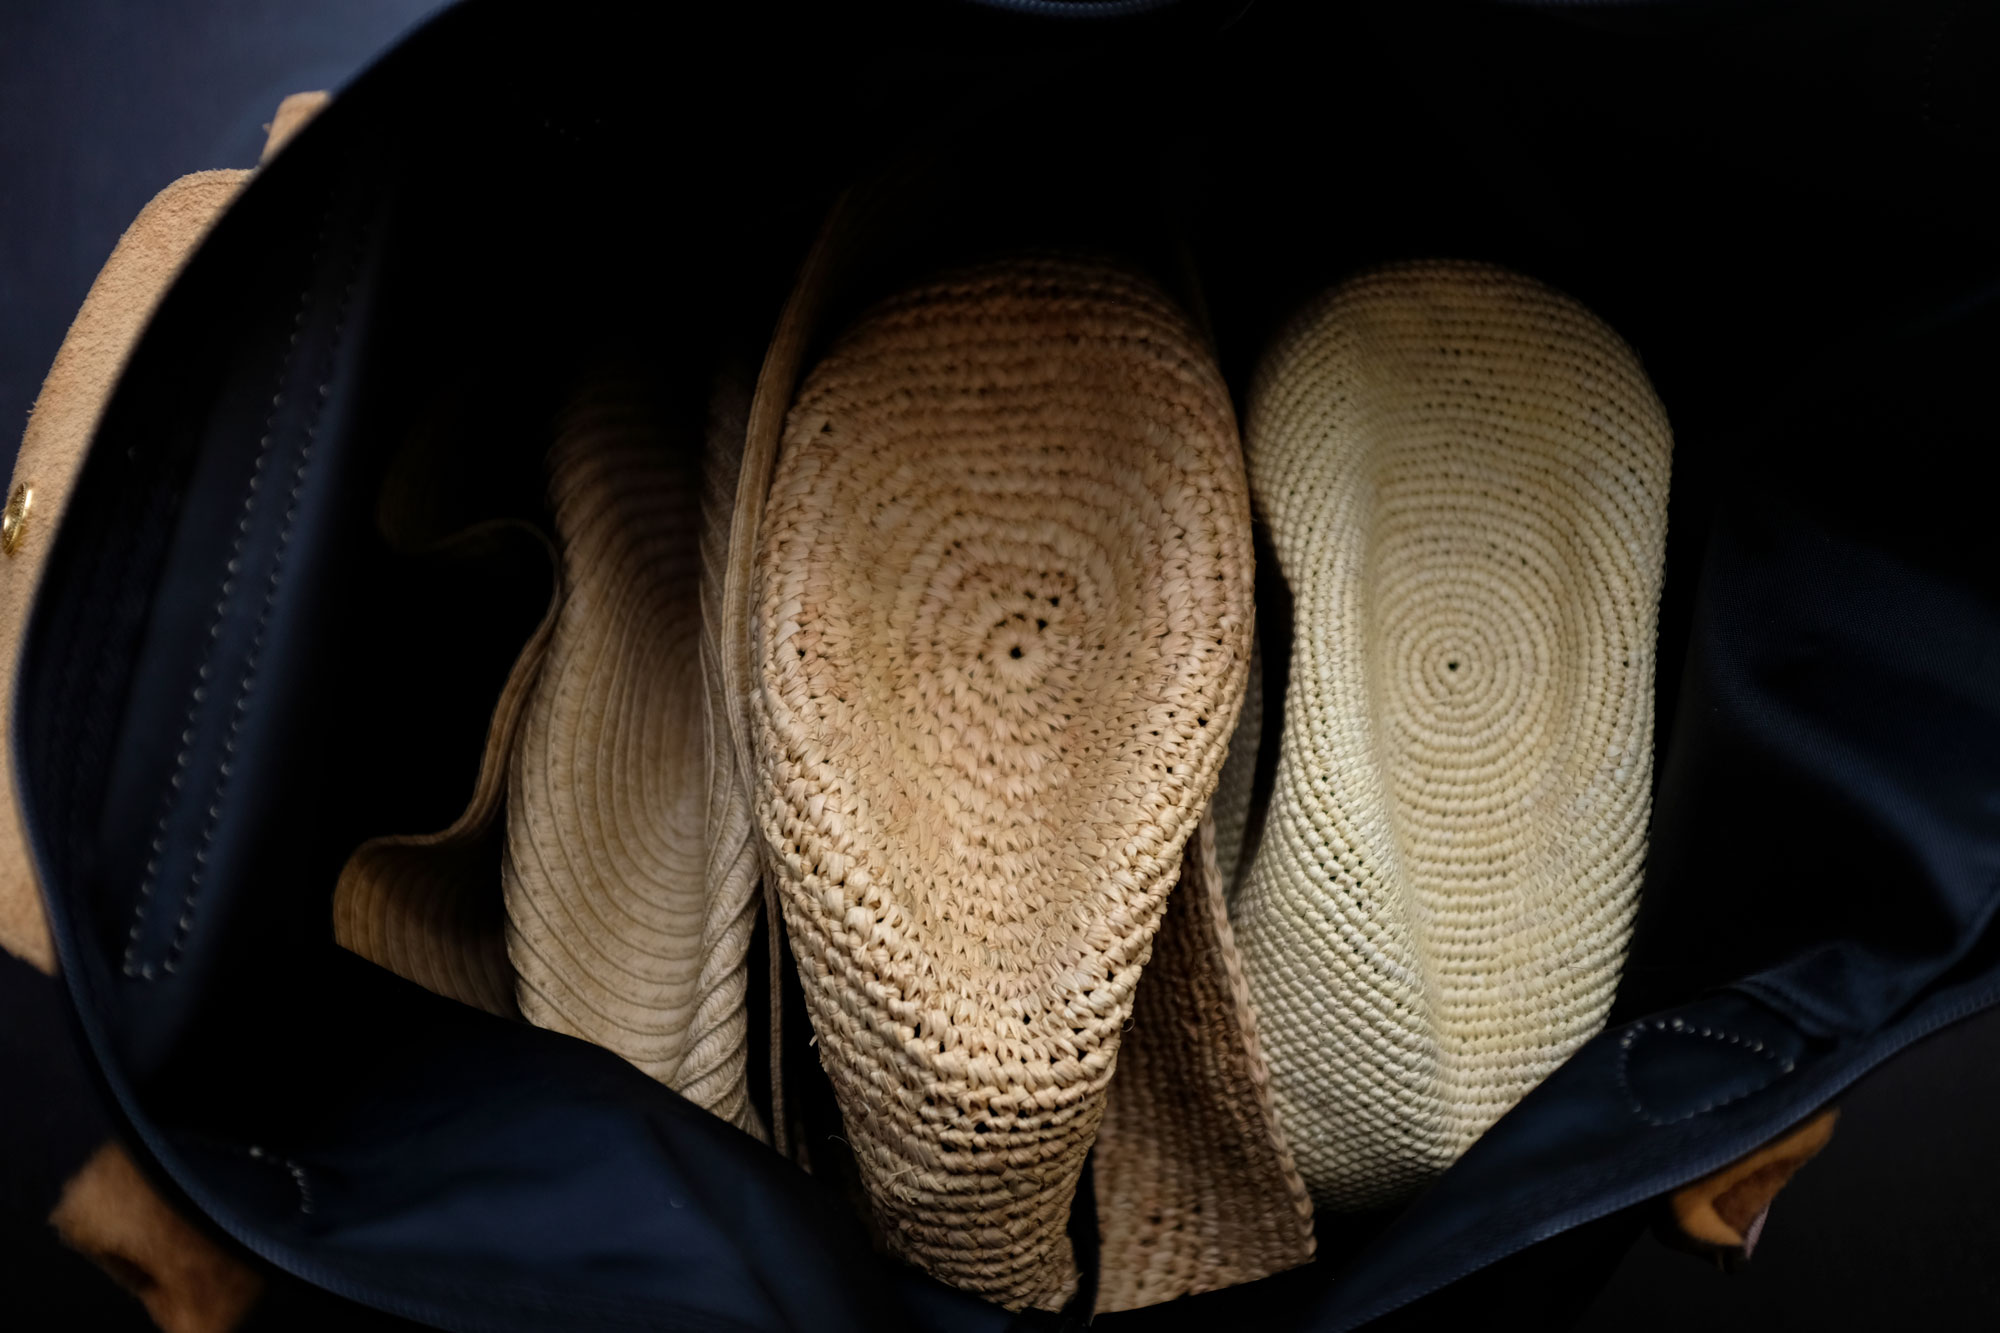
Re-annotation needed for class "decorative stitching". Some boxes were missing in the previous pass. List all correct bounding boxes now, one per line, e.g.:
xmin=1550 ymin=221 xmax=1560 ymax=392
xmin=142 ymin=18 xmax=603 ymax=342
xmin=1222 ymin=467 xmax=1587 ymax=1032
xmin=120 ymin=202 xmax=363 ymax=980
xmin=121 ymin=219 xmax=328 ymax=980
xmin=1616 ymin=1017 xmax=1797 ymax=1128
xmin=161 ymin=226 xmax=364 ymax=975
xmin=247 ymin=1144 xmax=313 ymax=1215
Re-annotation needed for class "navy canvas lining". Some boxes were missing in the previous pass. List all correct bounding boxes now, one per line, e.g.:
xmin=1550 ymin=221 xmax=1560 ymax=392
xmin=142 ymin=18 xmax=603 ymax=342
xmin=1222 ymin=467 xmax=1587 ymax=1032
xmin=13 ymin=0 xmax=1999 ymax=1328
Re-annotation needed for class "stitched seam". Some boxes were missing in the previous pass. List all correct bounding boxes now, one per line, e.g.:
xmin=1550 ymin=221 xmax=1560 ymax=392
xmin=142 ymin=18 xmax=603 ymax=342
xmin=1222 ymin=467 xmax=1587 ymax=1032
xmin=118 ymin=203 xmax=352 ymax=978
xmin=247 ymin=1145 xmax=313 ymax=1215
xmin=119 ymin=221 xmax=329 ymax=980
xmin=1616 ymin=1017 xmax=1797 ymax=1128
xmin=160 ymin=222 xmax=365 ymax=975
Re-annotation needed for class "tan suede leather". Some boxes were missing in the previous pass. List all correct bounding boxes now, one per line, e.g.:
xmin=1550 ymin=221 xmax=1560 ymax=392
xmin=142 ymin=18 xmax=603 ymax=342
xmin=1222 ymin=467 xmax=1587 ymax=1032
xmin=260 ymin=91 xmax=330 ymax=165
xmin=1671 ymin=1109 xmax=1839 ymax=1259
xmin=2 ymin=168 xmax=252 ymax=973
xmin=4 ymin=96 xmax=325 ymax=1333
xmin=3 ymin=89 xmax=325 ymax=968
xmin=50 ymin=1144 xmax=266 ymax=1333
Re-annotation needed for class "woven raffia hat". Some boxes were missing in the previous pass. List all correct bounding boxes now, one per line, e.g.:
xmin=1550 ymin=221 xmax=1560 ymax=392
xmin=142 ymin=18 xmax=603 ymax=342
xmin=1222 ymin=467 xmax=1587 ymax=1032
xmin=746 ymin=255 xmax=1303 ymax=1310
xmin=1092 ymin=812 xmax=1315 ymax=1312
xmin=1231 ymin=260 xmax=1673 ymax=1209
xmin=501 ymin=370 xmax=763 ymax=1136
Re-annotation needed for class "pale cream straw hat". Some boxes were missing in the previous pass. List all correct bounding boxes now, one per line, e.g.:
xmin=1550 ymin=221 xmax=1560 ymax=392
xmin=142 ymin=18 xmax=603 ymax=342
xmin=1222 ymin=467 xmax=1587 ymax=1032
xmin=1231 ymin=260 xmax=1673 ymax=1209
xmin=746 ymin=255 xmax=1271 ymax=1310
xmin=501 ymin=367 xmax=763 ymax=1137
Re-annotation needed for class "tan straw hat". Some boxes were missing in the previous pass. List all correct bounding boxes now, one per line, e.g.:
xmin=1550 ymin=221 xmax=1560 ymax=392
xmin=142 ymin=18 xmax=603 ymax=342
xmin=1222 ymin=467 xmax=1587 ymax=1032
xmin=1231 ymin=260 xmax=1673 ymax=1210
xmin=1092 ymin=813 xmax=1315 ymax=1312
xmin=501 ymin=369 xmax=763 ymax=1136
xmin=747 ymin=256 xmax=1262 ymax=1310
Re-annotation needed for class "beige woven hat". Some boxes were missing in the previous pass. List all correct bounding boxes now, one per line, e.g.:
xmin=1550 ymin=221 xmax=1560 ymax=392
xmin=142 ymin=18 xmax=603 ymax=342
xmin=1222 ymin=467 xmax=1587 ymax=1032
xmin=501 ymin=369 xmax=763 ymax=1136
xmin=746 ymin=255 xmax=1271 ymax=1310
xmin=1231 ymin=260 xmax=1673 ymax=1210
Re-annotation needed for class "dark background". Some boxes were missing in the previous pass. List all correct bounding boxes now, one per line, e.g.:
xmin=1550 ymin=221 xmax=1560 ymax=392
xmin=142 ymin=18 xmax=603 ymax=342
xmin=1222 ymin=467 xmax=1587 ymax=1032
xmin=0 ymin=0 xmax=447 ymax=476
xmin=3 ymin=2 xmax=1996 ymax=1329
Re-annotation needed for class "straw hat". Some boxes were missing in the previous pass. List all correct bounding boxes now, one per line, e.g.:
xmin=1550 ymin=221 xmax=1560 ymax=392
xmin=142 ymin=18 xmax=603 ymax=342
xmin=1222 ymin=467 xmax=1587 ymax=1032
xmin=1231 ymin=260 xmax=1673 ymax=1209
xmin=1092 ymin=813 xmax=1315 ymax=1312
xmin=502 ymin=369 xmax=763 ymax=1137
xmin=748 ymin=256 xmax=1257 ymax=1310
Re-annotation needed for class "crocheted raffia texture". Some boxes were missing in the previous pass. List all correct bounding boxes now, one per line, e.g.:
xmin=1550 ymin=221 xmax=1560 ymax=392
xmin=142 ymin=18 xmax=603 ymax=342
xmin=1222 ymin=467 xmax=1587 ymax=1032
xmin=1092 ymin=816 xmax=1315 ymax=1312
xmin=505 ymin=373 xmax=762 ymax=1136
xmin=1234 ymin=261 xmax=1672 ymax=1209
xmin=751 ymin=258 xmax=1254 ymax=1310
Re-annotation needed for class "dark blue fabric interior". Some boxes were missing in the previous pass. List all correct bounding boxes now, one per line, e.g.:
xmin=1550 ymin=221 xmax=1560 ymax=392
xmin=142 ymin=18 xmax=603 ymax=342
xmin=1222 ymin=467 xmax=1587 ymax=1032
xmin=12 ymin=1 xmax=1999 ymax=1328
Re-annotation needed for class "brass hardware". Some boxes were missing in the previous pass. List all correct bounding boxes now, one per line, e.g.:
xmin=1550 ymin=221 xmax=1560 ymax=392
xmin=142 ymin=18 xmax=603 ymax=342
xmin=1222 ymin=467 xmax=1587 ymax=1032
xmin=1 ymin=483 xmax=31 ymax=556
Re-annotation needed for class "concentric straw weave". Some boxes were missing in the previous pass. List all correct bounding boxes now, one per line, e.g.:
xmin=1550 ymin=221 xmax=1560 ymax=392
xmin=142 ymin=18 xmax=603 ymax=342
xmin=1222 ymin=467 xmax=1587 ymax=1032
xmin=504 ymin=371 xmax=762 ymax=1136
xmin=1233 ymin=260 xmax=1672 ymax=1209
xmin=749 ymin=257 xmax=1254 ymax=1310
xmin=1092 ymin=814 xmax=1315 ymax=1313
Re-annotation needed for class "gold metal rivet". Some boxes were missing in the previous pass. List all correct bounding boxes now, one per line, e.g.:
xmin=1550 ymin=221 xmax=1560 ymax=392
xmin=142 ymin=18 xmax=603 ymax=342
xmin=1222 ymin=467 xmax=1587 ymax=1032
xmin=2 ymin=483 xmax=32 ymax=556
